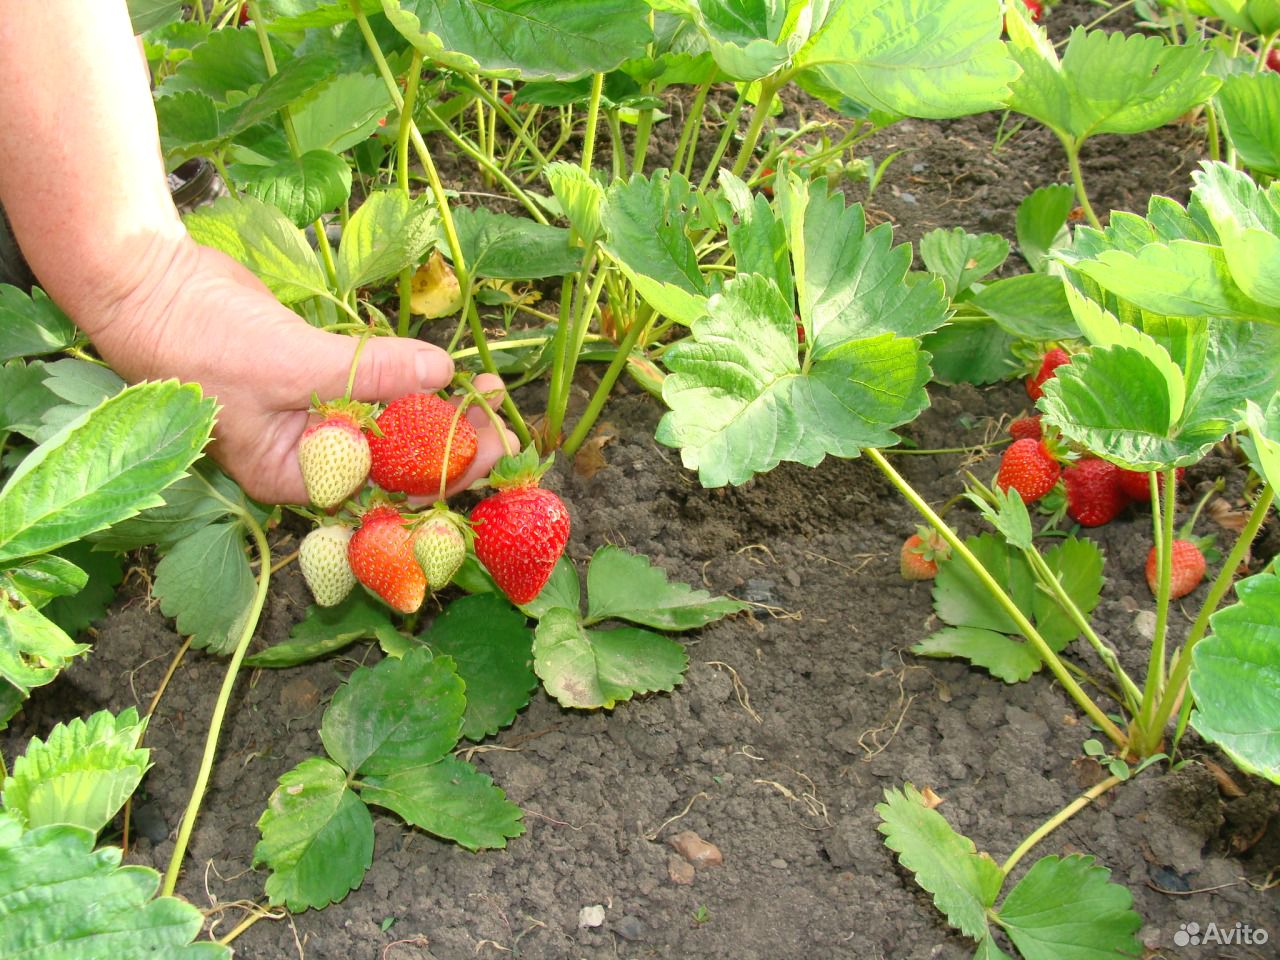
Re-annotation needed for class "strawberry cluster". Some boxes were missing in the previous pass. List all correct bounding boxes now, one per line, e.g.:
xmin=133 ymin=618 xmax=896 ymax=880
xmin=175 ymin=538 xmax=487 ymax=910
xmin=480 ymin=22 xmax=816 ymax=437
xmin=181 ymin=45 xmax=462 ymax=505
xmin=295 ymin=393 xmax=569 ymax=613
xmin=990 ymin=349 xmax=1205 ymax=598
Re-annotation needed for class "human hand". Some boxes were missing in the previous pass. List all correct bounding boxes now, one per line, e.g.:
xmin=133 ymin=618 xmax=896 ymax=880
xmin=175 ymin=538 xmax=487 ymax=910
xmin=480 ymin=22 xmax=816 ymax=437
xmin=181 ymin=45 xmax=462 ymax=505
xmin=86 ymin=237 xmax=516 ymax=504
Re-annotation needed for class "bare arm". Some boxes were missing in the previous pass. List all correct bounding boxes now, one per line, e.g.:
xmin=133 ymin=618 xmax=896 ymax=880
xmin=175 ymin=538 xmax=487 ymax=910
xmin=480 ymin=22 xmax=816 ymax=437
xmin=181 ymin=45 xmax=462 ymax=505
xmin=0 ymin=2 xmax=511 ymax=503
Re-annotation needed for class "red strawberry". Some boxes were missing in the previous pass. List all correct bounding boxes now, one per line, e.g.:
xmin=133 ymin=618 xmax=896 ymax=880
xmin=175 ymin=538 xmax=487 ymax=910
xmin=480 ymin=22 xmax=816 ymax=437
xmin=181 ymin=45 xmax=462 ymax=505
xmin=1266 ymin=47 xmax=1280 ymax=73
xmin=1025 ymin=348 xmax=1071 ymax=401
xmin=1063 ymin=458 xmax=1128 ymax=527
xmin=367 ymin=393 xmax=478 ymax=497
xmin=298 ymin=403 xmax=373 ymax=509
xmin=471 ymin=450 xmax=570 ymax=605
xmin=1117 ymin=466 xmax=1186 ymax=502
xmin=1145 ymin=539 xmax=1205 ymax=599
xmin=900 ymin=527 xmax=949 ymax=581
xmin=348 ymin=505 xmax=426 ymax=613
xmin=1023 ymin=0 xmax=1044 ymax=20
xmin=238 ymin=3 xmax=250 ymax=26
xmin=1008 ymin=415 xmax=1042 ymax=441
xmin=996 ymin=438 xmax=1061 ymax=503
xmin=298 ymin=526 xmax=357 ymax=607
xmin=412 ymin=510 xmax=468 ymax=590
xmin=502 ymin=90 xmax=516 ymax=105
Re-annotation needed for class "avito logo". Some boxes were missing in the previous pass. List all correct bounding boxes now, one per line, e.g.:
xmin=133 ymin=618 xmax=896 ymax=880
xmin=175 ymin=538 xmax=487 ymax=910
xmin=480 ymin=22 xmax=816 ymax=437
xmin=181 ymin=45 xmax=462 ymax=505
xmin=1173 ymin=921 xmax=1270 ymax=948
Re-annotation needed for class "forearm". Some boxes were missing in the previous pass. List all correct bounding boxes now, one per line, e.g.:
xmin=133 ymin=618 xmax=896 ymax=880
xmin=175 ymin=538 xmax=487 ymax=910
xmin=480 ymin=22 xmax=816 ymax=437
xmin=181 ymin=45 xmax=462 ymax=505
xmin=0 ymin=1 xmax=186 ymax=333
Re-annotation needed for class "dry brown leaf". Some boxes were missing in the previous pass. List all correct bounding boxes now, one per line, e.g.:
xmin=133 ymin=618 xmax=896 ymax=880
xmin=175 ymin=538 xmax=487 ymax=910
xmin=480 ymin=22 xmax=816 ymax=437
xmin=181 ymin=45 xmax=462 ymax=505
xmin=573 ymin=425 xmax=615 ymax=478
xmin=1203 ymin=758 xmax=1246 ymax=798
xmin=410 ymin=250 xmax=462 ymax=318
xmin=1207 ymin=497 xmax=1250 ymax=533
xmin=920 ymin=786 xmax=944 ymax=810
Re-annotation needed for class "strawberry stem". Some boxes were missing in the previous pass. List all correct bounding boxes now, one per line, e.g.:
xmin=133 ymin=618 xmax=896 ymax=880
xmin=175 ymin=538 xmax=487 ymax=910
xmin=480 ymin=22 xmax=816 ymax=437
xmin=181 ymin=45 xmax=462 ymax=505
xmin=456 ymin=374 xmax=516 ymax=459
xmin=345 ymin=330 xmax=373 ymax=401
xmin=162 ymin=487 xmax=272 ymax=897
xmin=1001 ymin=774 xmax=1125 ymax=876
xmin=1137 ymin=468 xmax=1179 ymax=744
xmin=439 ymin=393 xmax=472 ymax=502
xmin=867 ymin=448 xmax=1127 ymax=749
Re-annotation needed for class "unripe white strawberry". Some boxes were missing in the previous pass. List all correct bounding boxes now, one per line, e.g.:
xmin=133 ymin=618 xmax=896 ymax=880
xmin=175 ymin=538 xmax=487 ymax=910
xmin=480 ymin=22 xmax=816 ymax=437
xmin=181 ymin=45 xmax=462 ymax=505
xmin=413 ymin=512 xmax=468 ymax=590
xmin=298 ymin=408 xmax=372 ymax=509
xmin=299 ymin=525 xmax=357 ymax=606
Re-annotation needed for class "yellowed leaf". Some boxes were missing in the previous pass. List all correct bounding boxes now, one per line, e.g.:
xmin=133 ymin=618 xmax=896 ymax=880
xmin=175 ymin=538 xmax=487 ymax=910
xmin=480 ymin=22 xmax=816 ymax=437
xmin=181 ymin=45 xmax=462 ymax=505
xmin=411 ymin=250 xmax=462 ymax=318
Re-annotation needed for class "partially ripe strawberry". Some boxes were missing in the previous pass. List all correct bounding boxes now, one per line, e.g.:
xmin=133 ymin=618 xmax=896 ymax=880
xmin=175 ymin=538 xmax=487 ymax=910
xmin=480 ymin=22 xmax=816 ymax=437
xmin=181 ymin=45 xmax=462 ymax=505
xmin=298 ymin=526 xmax=356 ymax=607
xmin=298 ymin=405 xmax=373 ymax=509
xmin=367 ymin=393 xmax=478 ymax=497
xmin=413 ymin=511 xmax=468 ymax=590
xmin=1025 ymin=348 xmax=1071 ymax=401
xmin=900 ymin=527 xmax=949 ymax=581
xmin=1117 ymin=466 xmax=1186 ymax=502
xmin=1008 ymin=415 xmax=1042 ymax=441
xmin=348 ymin=505 xmax=425 ymax=613
xmin=1146 ymin=539 xmax=1206 ymax=599
xmin=471 ymin=450 xmax=570 ymax=605
xmin=1063 ymin=458 xmax=1128 ymax=527
xmin=996 ymin=438 xmax=1061 ymax=503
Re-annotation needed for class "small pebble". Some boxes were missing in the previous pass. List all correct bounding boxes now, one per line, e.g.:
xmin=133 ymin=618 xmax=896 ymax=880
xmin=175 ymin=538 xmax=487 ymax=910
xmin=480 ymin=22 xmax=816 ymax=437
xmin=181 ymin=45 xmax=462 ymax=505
xmin=578 ymin=905 xmax=606 ymax=929
xmin=668 ymin=830 xmax=724 ymax=867
xmin=667 ymin=854 xmax=695 ymax=885
xmin=771 ymin=858 xmax=788 ymax=869
xmin=613 ymin=916 xmax=646 ymax=942
xmin=898 ymin=191 xmax=917 ymax=205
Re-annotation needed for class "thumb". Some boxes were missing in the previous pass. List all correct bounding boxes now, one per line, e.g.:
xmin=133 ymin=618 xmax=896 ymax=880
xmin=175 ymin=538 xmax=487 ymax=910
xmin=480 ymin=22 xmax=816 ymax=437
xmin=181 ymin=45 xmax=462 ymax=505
xmin=308 ymin=332 xmax=455 ymax=405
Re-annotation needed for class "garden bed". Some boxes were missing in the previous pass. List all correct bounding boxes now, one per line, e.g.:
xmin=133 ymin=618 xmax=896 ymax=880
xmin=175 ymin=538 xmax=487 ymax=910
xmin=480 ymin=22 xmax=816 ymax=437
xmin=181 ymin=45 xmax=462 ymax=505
xmin=3 ymin=2 xmax=1278 ymax=957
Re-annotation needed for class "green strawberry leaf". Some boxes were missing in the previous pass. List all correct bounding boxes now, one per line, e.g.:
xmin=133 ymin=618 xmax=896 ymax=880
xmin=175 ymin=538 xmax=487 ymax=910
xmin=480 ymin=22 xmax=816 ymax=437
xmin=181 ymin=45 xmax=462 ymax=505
xmin=719 ymin=170 xmax=794 ymax=308
xmin=970 ymin=274 xmax=1078 ymax=342
xmin=601 ymin=170 xmax=709 ymax=327
xmin=0 ymin=360 xmax=57 ymax=438
xmin=920 ymin=228 xmax=1008 ymax=299
xmin=931 ymin=533 xmax=1036 ymax=637
xmin=153 ymin=522 xmax=257 ymax=656
xmin=128 ymin=0 xmax=185 ymax=33
xmin=1016 ymin=183 xmax=1075 ymax=273
xmin=185 ymin=194 xmax=329 ymax=304
xmin=157 ymin=23 xmax=276 ymax=100
xmin=544 ymin=161 xmax=605 ymax=244
xmin=0 ymin=285 xmax=78 ymax=363
xmin=519 ymin=555 xmax=580 ymax=619
xmin=289 ymin=72 xmax=393 ymax=156
xmin=994 ymin=855 xmax=1142 ymax=959
xmin=359 ymin=755 xmax=524 ymax=850
xmin=1215 ymin=72 xmax=1280 ymax=178
xmin=256 ymin=0 xmax=381 ymax=30
xmin=336 ymin=190 xmax=437 ymax=298
xmin=1034 ymin=537 xmax=1104 ymax=650
xmin=90 ymin=463 xmax=261 ymax=552
xmin=42 ymin=542 xmax=124 ymax=637
xmin=876 ymin=783 xmax=1003 ymax=940
xmin=453 ymin=207 xmax=580 ymax=280
xmin=1190 ymin=570 xmax=1280 ymax=782
xmin=656 ymin=273 xmax=931 ymax=487
xmin=913 ymin=626 xmax=1044 ymax=684
xmin=794 ymin=0 xmax=1018 ymax=118
xmin=243 ymin=591 xmax=394 ymax=669
xmin=254 ymin=757 xmax=373 ymax=912
xmin=2 ymin=708 xmax=149 ymax=834
xmin=422 ymin=593 xmax=537 ymax=741
xmin=1007 ymin=25 xmax=1219 ymax=144
xmin=534 ymin=610 xmax=688 ymax=709
xmin=240 ymin=149 xmax=353 ymax=228
xmin=0 ymin=814 xmax=228 ymax=958
xmin=382 ymin=0 xmax=652 ymax=81
xmin=1191 ymin=161 xmax=1280 ymax=310
xmin=652 ymin=0 xmax=792 ymax=81
xmin=1240 ymin=398 xmax=1280 ymax=500
xmin=974 ymin=937 xmax=1015 ymax=960
xmin=787 ymin=177 xmax=948 ymax=342
xmin=585 ymin=545 xmax=747 ymax=630
xmin=2 ymin=554 xmax=87 ymax=609
xmin=0 ymin=381 xmax=214 ymax=564
xmin=922 ymin=319 xmax=1018 ymax=387
xmin=320 ymin=648 xmax=464 ymax=776
xmin=0 ymin=600 xmax=87 ymax=698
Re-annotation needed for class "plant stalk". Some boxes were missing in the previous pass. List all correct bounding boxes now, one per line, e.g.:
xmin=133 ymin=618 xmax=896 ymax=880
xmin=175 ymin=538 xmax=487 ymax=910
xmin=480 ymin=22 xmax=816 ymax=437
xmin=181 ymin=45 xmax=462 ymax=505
xmin=581 ymin=73 xmax=605 ymax=175
xmin=1001 ymin=774 xmax=1124 ymax=876
xmin=162 ymin=510 xmax=272 ymax=896
xmin=1065 ymin=138 xmax=1103 ymax=230
xmin=396 ymin=53 xmax=425 ymax=336
xmin=1137 ymin=468 xmax=1178 ymax=742
xmin=866 ymin=448 xmax=1127 ymax=748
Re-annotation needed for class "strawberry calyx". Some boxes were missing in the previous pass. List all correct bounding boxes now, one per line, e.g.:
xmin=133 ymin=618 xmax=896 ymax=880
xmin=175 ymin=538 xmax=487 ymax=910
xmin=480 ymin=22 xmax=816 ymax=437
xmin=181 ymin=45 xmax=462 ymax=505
xmin=484 ymin=445 xmax=552 ymax=490
xmin=310 ymin=394 xmax=380 ymax=433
